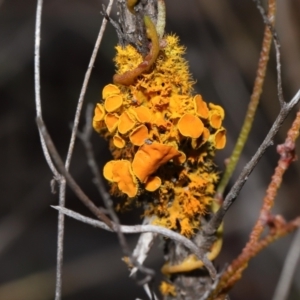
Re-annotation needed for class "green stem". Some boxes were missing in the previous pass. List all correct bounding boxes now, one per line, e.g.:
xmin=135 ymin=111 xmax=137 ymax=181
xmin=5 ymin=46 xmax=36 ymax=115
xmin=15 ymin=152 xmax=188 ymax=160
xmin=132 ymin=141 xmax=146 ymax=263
xmin=217 ymin=0 xmax=276 ymax=197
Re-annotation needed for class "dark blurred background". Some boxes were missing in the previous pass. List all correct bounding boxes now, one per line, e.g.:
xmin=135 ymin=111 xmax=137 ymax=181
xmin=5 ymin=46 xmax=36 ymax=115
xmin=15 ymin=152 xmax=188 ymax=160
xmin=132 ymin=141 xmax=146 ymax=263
xmin=1 ymin=0 xmax=300 ymax=299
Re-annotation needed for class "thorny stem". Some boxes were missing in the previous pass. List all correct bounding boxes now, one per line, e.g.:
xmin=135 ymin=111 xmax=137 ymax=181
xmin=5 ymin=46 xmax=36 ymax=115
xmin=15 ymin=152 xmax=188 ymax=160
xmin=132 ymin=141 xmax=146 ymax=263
xmin=217 ymin=0 xmax=276 ymax=197
xmin=206 ymin=90 xmax=300 ymax=236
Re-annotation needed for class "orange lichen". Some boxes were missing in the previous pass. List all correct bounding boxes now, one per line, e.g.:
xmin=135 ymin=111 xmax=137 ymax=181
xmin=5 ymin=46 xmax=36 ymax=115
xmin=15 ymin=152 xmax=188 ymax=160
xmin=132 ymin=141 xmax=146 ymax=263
xmin=102 ymin=84 xmax=120 ymax=99
xmin=131 ymin=106 xmax=152 ymax=123
xmin=93 ymin=34 xmax=226 ymax=239
xmin=177 ymin=113 xmax=204 ymax=138
xmin=113 ymin=134 xmax=126 ymax=148
xmin=194 ymin=94 xmax=209 ymax=119
xmin=103 ymin=160 xmax=138 ymax=198
xmin=160 ymin=281 xmax=176 ymax=297
xmin=214 ymin=128 xmax=227 ymax=149
xmin=209 ymin=103 xmax=225 ymax=129
xmin=145 ymin=176 xmax=162 ymax=192
xmin=94 ymin=103 xmax=105 ymax=121
xmin=104 ymin=94 xmax=123 ymax=112
xmin=132 ymin=142 xmax=181 ymax=182
xmin=129 ymin=125 xmax=149 ymax=146
xmin=93 ymin=104 xmax=106 ymax=133
xmin=118 ymin=111 xmax=136 ymax=134
xmin=104 ymin=113 xmax=119 ymax=133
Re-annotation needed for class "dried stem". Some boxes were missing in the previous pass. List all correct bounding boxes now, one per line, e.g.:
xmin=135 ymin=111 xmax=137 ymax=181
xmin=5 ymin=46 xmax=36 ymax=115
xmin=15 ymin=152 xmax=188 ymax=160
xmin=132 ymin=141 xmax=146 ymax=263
xmin=206 ymin=89 xmax=300 ymax=236
xmin=36 ymin=117 xmax=113 ymax=227
xmin=207 ymin=109 xmax=300 ymax=298
xmin=51 ymin=204 xmax=217 ymax=272
xmin=212 ymin=217 xmax=300 ymax=299
xmin=37 ymin=115 xmax=216 ymax=279
xmin=252 ymin=0 xmax=284 ymax=105
xmin=249 ymin=110 xmax=300 ymax=243
xmin=217 ymin=0 xmax=276 ymax=197
xmin=78 ymin=105 xmax=155 ymax=283
xmin=53 ymin=1 xmax=115 ymax=299
xmin=34 ymin=0 xmax=59 ymax=178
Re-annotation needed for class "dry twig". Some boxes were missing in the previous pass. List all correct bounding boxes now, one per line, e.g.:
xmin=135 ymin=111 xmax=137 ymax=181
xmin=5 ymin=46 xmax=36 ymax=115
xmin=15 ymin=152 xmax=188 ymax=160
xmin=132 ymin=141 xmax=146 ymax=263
xmin=51 ymin=204 xmax=218 ymax=270
xmin=205 ymin=89 xmax=300 ymax=236
xmin=207 ymin=109 xmax=300 ymax=298
xmin=34 ymin=0 xmax=115 ymax=298
xmin=78 ymin=105 xmax=156 ymax=283
xmin=217 ymin=0 xmax=276 ymax=197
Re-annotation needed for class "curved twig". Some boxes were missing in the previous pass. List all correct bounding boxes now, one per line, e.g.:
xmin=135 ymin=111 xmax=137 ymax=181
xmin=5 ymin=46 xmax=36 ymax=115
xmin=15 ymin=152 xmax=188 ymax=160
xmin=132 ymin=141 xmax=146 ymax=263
xmin=51 ymin=205 xmax=217 ymax=279
xmin=34 ymin=0 xmax=59 ymax=178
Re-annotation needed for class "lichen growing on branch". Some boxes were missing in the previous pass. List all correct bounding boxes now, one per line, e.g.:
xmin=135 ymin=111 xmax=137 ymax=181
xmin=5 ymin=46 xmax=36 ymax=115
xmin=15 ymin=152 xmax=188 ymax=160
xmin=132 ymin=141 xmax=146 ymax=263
xmin=93 ymin=34 xmax=226 ymax=238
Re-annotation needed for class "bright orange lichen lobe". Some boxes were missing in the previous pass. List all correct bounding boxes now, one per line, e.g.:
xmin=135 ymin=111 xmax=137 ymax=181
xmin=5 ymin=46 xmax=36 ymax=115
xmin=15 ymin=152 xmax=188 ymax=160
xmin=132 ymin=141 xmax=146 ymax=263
xmin=93 ymin=34 xmax=226 ymax=237
xmin=160 ymin=281 xmax=177 ymax=297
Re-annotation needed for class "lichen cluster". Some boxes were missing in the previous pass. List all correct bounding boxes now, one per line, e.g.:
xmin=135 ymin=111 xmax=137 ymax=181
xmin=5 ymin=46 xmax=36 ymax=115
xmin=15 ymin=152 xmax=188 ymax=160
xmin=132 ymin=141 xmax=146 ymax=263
xmin=93 ymin=35 xmax=226 ymax=237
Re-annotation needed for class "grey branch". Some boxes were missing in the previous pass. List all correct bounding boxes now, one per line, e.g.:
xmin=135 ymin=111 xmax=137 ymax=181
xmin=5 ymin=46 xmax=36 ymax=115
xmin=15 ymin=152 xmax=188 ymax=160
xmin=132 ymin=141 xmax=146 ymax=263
xmin=52 ymin=205 xmax=217 ymax=279
xmin=78 ymin=105 xmax=155 ymax=282
xmin=205 ymin=89 xmax=300 ymax=236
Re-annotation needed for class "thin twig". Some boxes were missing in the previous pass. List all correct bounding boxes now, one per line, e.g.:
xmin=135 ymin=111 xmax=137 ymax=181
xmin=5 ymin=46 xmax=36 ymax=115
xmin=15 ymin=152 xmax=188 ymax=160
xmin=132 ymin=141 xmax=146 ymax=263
xmin=36 ymin=117 xmax=113 ymax=227
xmin=206 ymin=110 xmax=300 ymax=298
xmin=54 ymin=1 xmax=115 ymax=299
xmin=252 ymin=0 xmax=284 ymax=105
xmin=51 ymin=204 xmax=217 ymax=275
xmin=272 ymin=228 xmax=300 ymax=300
xmin=217 ymin=0 xmax=276 ymax=197
xmin=78 ymin=105 xmax=155 ymax=282
xmin=34 ymin=0 xmax=59 ymax=178
xmin=249 ymin=110 xmax=300 ymax=244
xmin=206 ymin=90 xmax=300 ymax=235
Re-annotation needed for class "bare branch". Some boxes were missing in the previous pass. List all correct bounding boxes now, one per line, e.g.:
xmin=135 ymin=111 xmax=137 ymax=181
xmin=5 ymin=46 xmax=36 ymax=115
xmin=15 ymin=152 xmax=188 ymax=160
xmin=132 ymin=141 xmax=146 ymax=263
xmin=206 ymin=90 xmax=300 ymax=236
xmin=53 ymin=1 xmax=115 ymax=298
xmin=78 ymin=105 xmax=156 ymax=282
xmin=217 ymin=0 xmax=276 ymax=197
xmin=34 ymin=0 xmax=59 ymax=178
xmin=36 ymin=117 xmax=113 ymax=227
xmin=52 ymin=205 xmax=217 ymax=279
xmin=252 ymin=0 xmax=284 ymax=105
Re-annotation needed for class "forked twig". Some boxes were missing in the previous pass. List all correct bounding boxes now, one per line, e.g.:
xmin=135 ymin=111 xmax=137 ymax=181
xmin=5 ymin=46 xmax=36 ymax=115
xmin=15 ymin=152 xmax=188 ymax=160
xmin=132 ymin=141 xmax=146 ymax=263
xmin=36 ymin=116 xmax=113 ymax=227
